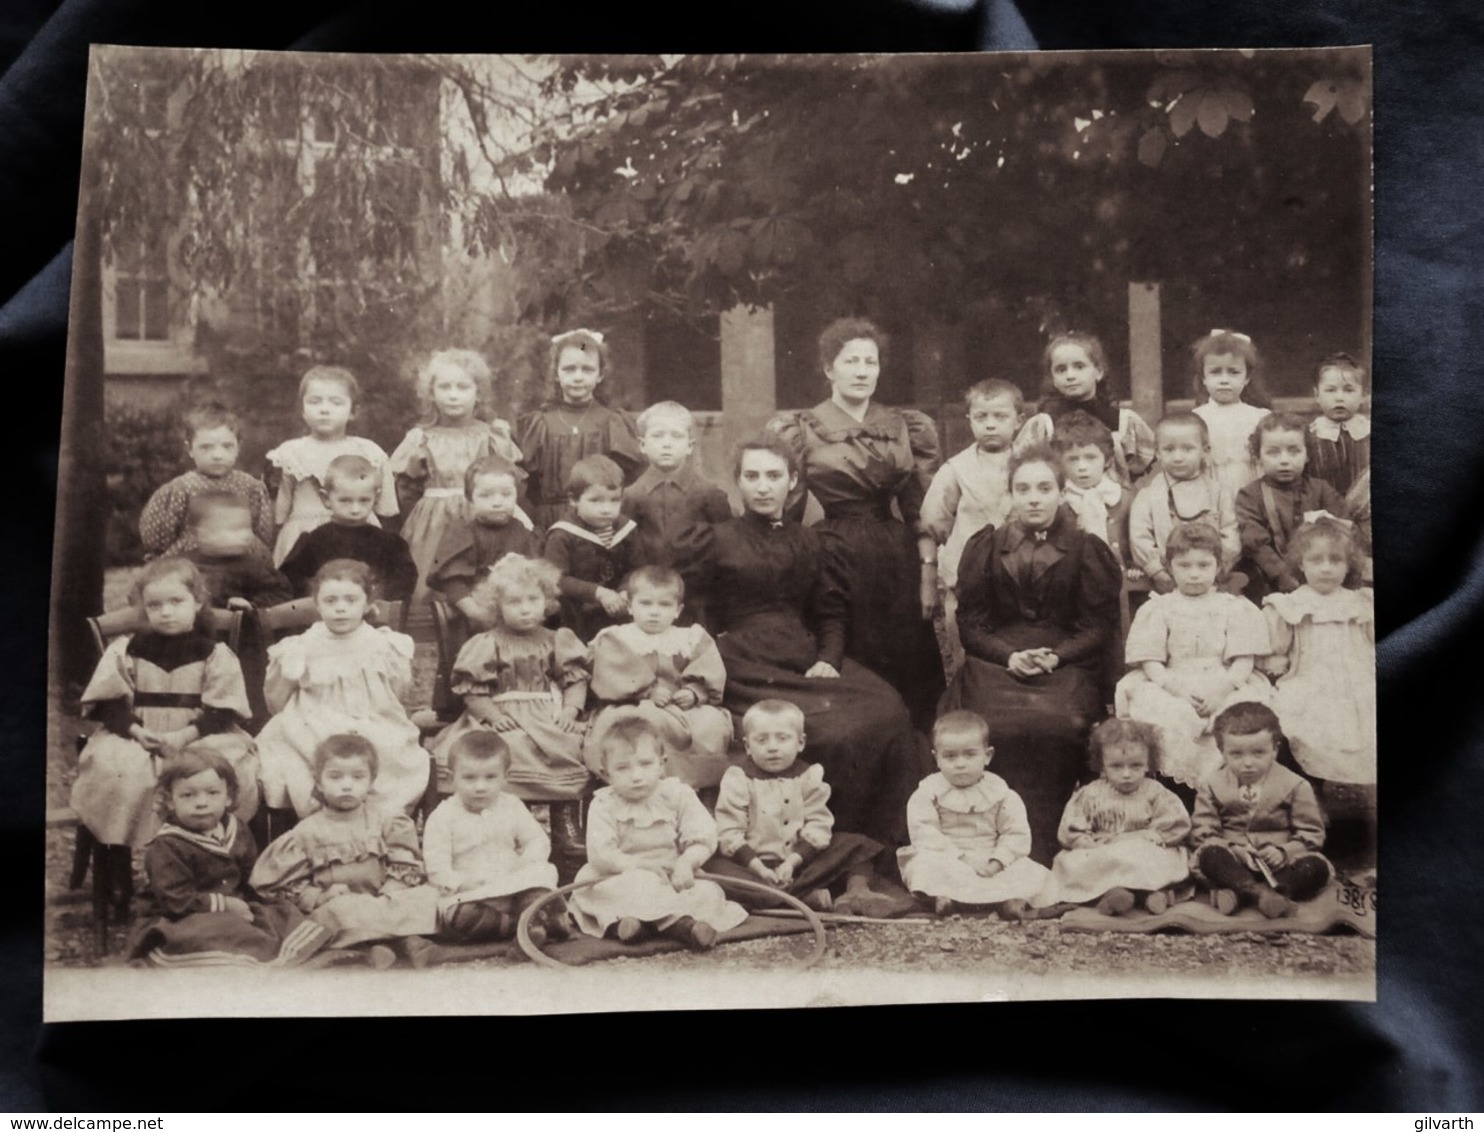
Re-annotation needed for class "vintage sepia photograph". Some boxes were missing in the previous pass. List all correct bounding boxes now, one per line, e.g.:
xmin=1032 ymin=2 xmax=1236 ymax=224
xmin=44 ymin=45 xmax=1375 ymax=1020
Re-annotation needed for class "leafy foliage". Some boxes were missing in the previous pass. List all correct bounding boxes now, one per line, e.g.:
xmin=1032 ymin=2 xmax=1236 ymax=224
xmin=484 ymin=51 xmax=1370 ymax=337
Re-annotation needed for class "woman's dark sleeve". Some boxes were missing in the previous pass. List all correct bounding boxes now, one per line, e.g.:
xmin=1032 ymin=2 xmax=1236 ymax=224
xmin=955 ymin=525 xmax=1014 ymax=665
xmin=1056 ymin=535 xmax=1123 ymax=666
xmin=808 ymin=528 xmax=849 ymax=671
xmin=671 ymin=519 xmax=719 ymax=634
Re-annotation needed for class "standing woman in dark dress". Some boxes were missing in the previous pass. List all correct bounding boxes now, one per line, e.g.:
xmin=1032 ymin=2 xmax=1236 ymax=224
xmin=767 ymin=319 xmax=944 ymax=732
xmin=944 ymin=446 xmax=1123 ymax=865
xmin=679 ymin=436 xmax=931 ymax=847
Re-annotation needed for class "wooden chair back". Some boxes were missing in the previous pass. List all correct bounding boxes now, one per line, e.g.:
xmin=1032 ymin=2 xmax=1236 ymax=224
xmin=256 ymin=597 xmax=405 ymax=642
xmin=87 ymin=606 xmax=244 ymax=659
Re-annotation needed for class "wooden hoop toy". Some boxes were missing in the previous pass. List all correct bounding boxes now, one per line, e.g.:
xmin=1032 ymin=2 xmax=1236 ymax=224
xmin=515 ymin=871 xmax=829 ymax=970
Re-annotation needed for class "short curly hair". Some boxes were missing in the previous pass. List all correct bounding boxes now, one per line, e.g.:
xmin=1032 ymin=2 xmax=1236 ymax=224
xmin=156 ymin=748 xmax=239 ymax=820
xmin=1286 ymin=517 xmax=1366 ymax=588
xmin=312 ymin=733 xmax=379 ymax=782
xmin=416 ymin=348 xmax=494 ymax=425
xmin=1164 ymin=520 xmax=1225 ymax=567
xmin=129 ymin=556 xmax=210 ymax=610
xmin=1086 ymin=718 xmax=1163 ymax=777
xmin=1247 ymin=412 xmax=1309 ymax=464
xmin=472 ymin=553 xmax=563 ymax=625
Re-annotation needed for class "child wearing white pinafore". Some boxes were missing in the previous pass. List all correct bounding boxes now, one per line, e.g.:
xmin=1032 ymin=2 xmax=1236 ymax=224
xmin=898 ymin=711 xmax=1050 ymax=919
xmin=1116 ymin=522 xmax=1272 ymax=794
xmin=1033 ymin=719 xmax=1192 ymax=917
xmin=570 ymin=716 xmax=747 ymax=951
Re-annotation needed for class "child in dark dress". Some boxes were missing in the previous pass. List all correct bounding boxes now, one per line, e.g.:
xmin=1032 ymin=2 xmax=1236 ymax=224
xmin=183 ymin=492 xmax=292 ymax=611
xmin=1306 ymin=353 xmax=1370 ymax=497
xmin=426 ymin=454 xmax=542 ymax=628
xmin=542 ymin=454 xmax=636 ymax=641
xmin=279 ymin=454 xmax=418 ymax=602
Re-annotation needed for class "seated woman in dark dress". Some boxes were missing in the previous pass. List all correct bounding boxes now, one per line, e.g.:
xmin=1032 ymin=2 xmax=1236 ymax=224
xmin=678 ymin=436 xmax=932 ymax=847
xmin=944 ymin=445 xmax=1123 ymax=865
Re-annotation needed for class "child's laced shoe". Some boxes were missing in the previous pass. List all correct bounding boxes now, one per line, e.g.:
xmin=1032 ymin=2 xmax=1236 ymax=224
xmin=367 ymin=943 xmax=398 ymax=970
xmin=933 ymin=895 xmax=956 ymax=918
xmin=1256 ymin=888 xmax=1293 ymax=919
xmin=1096 ymin=887 xmax=1136 ymax=917
xmin=997 ymin=898 xmax=1033 ymax=922
xmin=1209 ymin=888 xmax=1240 ymax=916
xmin=1143 ymin=889 xmax=1171 ymax=915
xmin=803 ymin=889 xmax=833 ymax=912
xmin=661 ymin=915 xmax=717 ymax=951
xmin=614 ymin=916 xmax=646 ymax=943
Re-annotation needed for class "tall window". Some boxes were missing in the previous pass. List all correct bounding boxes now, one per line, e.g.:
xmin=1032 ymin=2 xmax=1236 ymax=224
xmin=113 ymin=231 xmax=170 ymax=341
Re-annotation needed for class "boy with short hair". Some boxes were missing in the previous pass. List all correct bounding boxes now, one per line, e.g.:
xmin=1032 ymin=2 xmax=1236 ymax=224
xmin=921 ymin=379 xmax=1021 ymax=674
xmin=415 ymin=730 xmax=568 ymax=961
xmin=543 ymin=454 xmax=637 ymax=641
xmin=1051 ymin=410 xmax=1133 ymax=569
xmin=278 ymin=454 xmax=418 ymax=601
xmin=1192 ymin=702 xmax=1332 ymax=918
xmin=139 ymin=402 xmax=275 ymax=557
xmin=622 ymin=401 xmax=733 ymax=621
xmin=704 ymin=699 xmax=906 ymax=917
xmin=1307 ymin=352 xmax=1371 ymax=497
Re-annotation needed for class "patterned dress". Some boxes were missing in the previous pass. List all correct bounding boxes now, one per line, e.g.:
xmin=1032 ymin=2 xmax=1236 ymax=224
xmin=388 ymin=421 xmax=523 ymax=603
xmin=255 ymin=622 xmax=428 ymax=818
xmin=264 ymin=435 xmax=398 ymax=566
xmin=71 ymin=629 xmax=259 ymax=847
xmin=569 ymin=778 xmax=748 ymax=937
xmin=768 ymin=400 xmax=944 ymax=731
xmin=1034 ymin=778 xmax=1191 ymax=906
xmin=897 ymin=771 xmax=1052 ymax=904
xmin=139 ymin=469 xmax=275 ymax=559
xmin=1116 ymin=590 xmax=1274 ymax=788
xmin=1264 ymin=586 xmax=1376 ymax=784
xmin=582 ymin=621 xmax=734 ymax=788
xmin=250 ymin=803 xmax=440 ymax=947
xmin=516 ymin=402 xmax=642 ymax=532
xmin=430 ymin=625 xmax=591 ymax=800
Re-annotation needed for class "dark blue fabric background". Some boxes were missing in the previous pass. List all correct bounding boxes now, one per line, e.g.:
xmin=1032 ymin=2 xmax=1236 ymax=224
xmin=2 ymin=0 xmax=1477 ymax=1110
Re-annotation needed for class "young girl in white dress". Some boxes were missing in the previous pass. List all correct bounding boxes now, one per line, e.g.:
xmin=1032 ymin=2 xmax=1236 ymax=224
xmin=1013 ymin=331 xmax=1155 ymax=487
xmin=897 ymin=710 xmax=1051 ymax=920
xmin=389 ymin=349 xmax=525 ymax=603
xmin=1262 ymin=518 xmax=1376 ymax=786
xmin=1189 ymin=329 xmax=1272 ymax=501
xmin=255 ymin=559 xmax=429 ymax=818
xmin=72 ymin=557 xmax=259 ymax=850
xmin=1116 ymin=522 xmax=1273 ymax=796
xmin=265 ymin=366 xmax=397 ymax=566
xmin=570 ymin=716 xmax=747 ymax=951
xmin=1033 ymin=719 xmax=1192 ymax=918
xmin=251 ymin=734 xmax=439 ymax=963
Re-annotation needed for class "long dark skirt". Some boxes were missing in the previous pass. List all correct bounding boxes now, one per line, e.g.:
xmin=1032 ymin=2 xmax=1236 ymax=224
xmin=943 ymin=658 xmax=1104 ymax=866
xmin=720 ymin=613 xmax=932 ymax=847
xmin=704 ymin=832 xmax=890 ymax=910
xmin=816 ymin=512 xmax=945 ymax=734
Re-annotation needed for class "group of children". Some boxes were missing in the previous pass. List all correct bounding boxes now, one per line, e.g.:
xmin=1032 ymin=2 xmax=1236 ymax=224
xmin=70 ymin=323 xmax=1375 ymax=968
